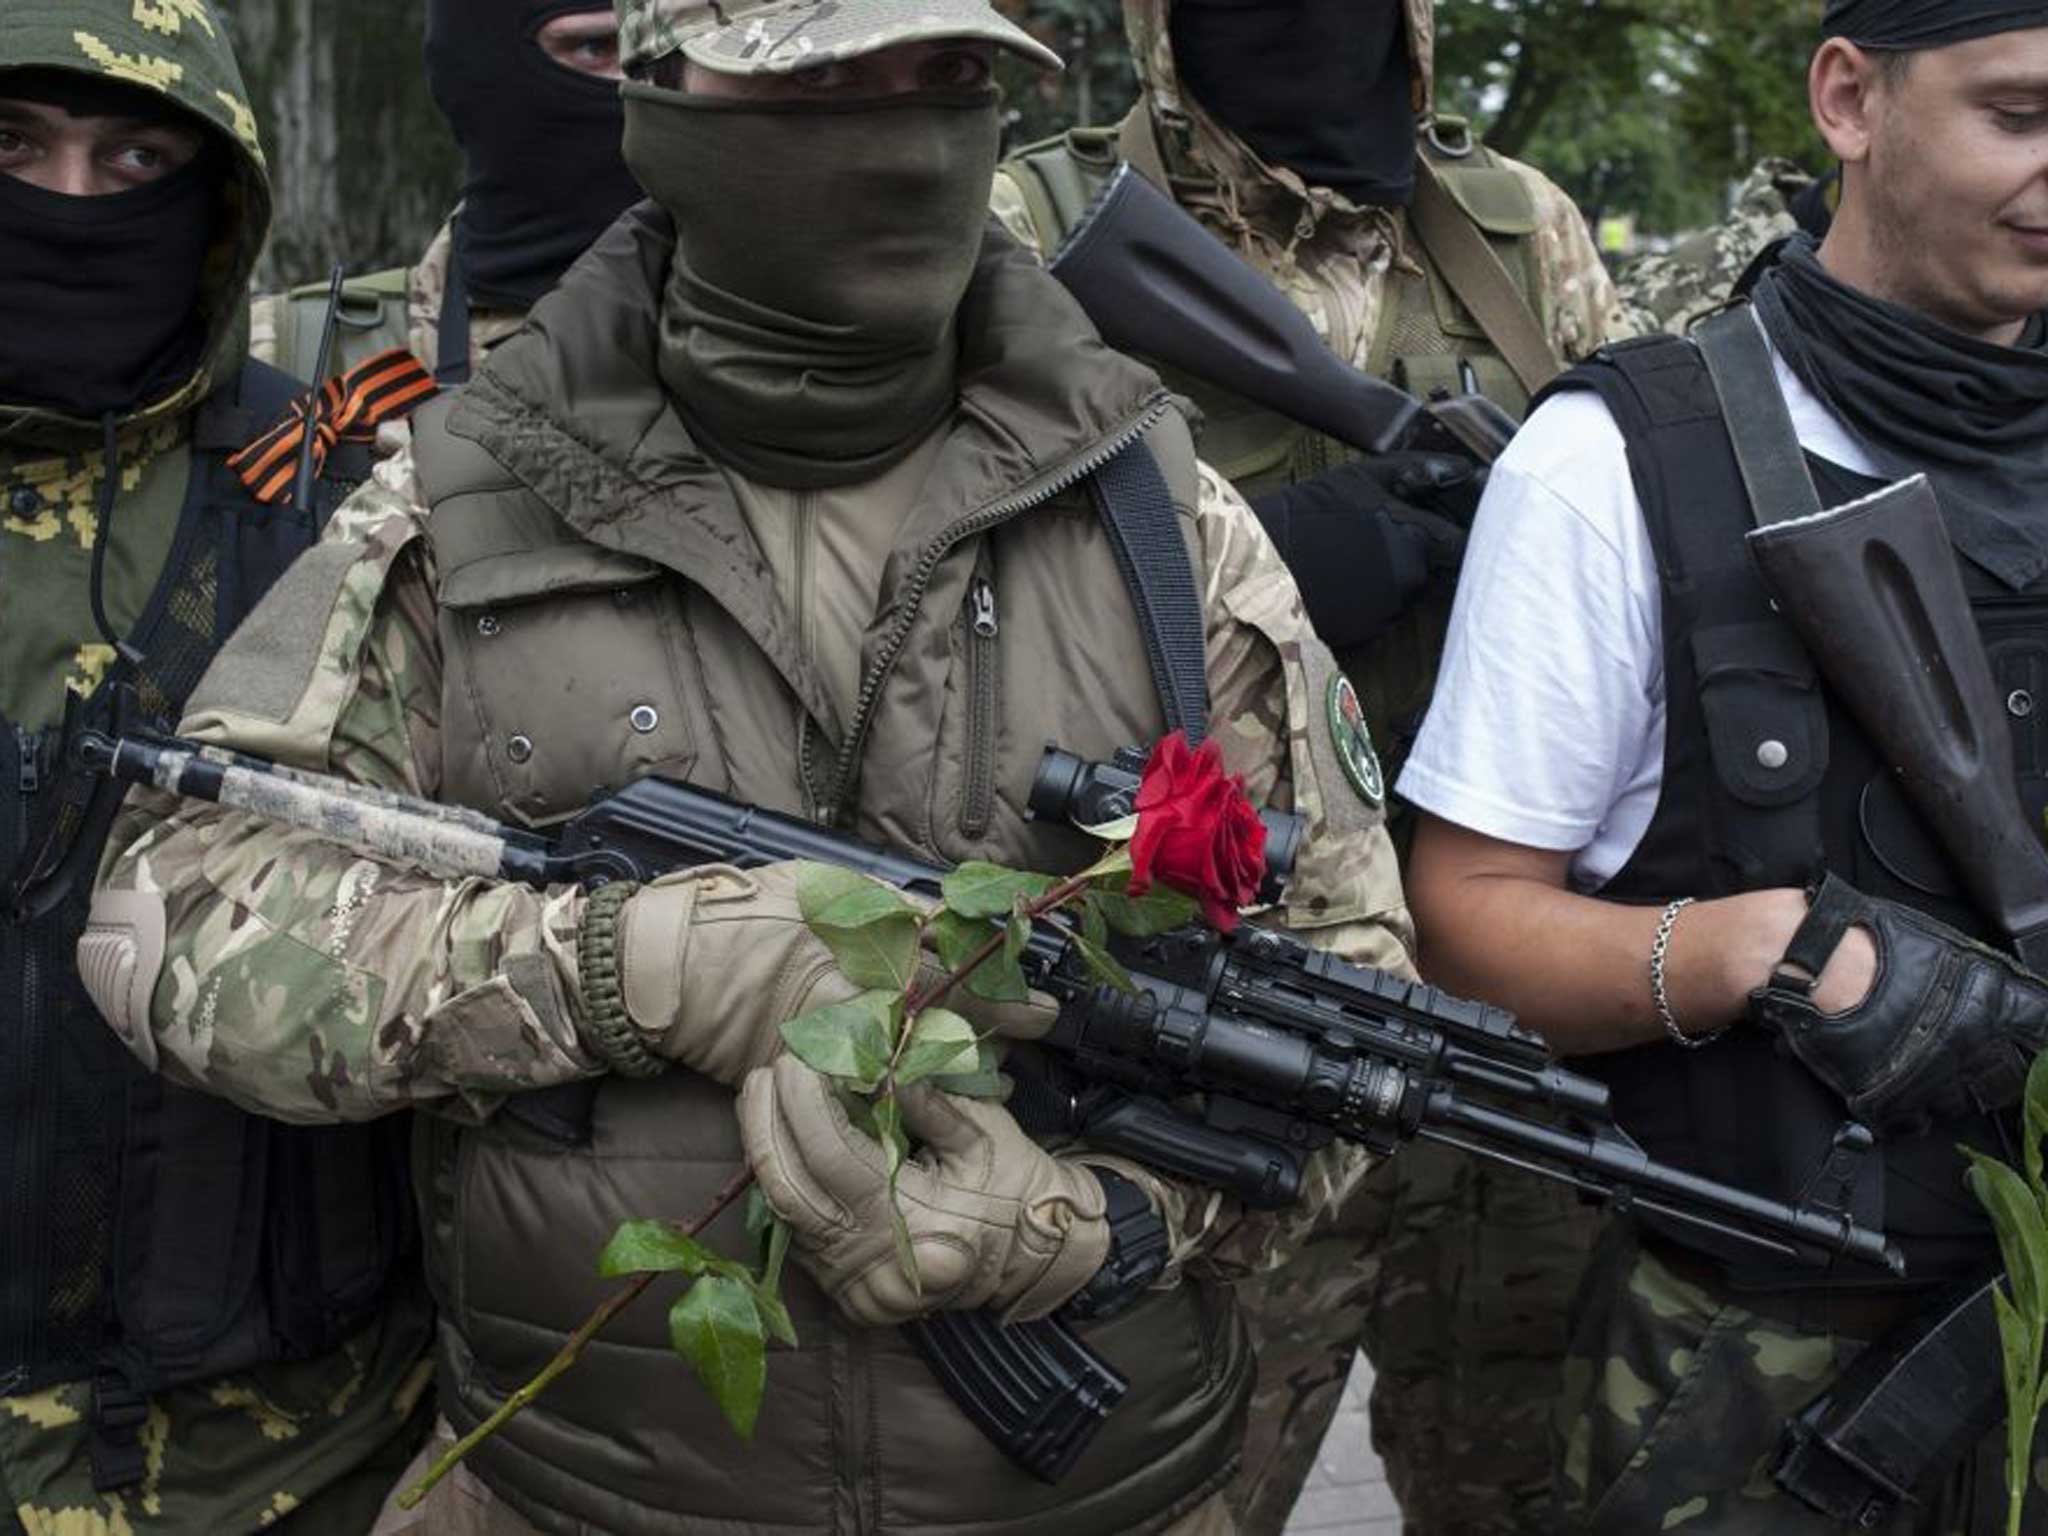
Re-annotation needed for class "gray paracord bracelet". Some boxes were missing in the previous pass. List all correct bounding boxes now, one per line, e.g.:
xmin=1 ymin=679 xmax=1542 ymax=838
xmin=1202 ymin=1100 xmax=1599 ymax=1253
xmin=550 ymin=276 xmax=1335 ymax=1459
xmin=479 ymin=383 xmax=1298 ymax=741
xmin=577 ymin=880 xmax=669 ymax=1079
xmin=1651 ymin=896 xmax=1724 ymax=1050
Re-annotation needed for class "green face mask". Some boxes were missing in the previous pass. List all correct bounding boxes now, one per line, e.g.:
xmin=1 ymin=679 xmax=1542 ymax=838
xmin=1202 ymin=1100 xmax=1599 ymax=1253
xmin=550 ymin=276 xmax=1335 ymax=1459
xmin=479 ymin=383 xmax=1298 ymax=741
xmin=621 ymin=82 xmax=1002 ymax=490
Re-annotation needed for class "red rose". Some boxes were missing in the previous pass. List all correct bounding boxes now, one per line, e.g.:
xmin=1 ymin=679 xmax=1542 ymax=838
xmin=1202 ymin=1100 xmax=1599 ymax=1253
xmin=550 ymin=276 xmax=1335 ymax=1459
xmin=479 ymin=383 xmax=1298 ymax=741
xmin=1127 ymin=732 xmax=1267 ymax=933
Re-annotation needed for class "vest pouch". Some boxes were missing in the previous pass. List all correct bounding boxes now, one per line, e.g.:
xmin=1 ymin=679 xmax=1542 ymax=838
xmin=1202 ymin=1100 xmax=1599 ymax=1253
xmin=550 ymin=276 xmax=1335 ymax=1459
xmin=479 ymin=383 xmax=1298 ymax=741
xmin=113 ymin=1079 xmax=272 ymax=1381
xmin=1693 ymin=621 xmax=1828 ymax=888
xmin=263 ymin=1118 xmax=413 ymax=1361
xmin=1393 ymin=353 xmax=1522 ymax=414
xmin=439 ymin=547 xmax=700 ymax=828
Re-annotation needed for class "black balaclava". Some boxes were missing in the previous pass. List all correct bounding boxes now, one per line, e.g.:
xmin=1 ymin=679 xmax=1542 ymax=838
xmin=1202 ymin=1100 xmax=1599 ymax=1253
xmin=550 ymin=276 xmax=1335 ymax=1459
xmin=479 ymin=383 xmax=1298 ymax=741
xmin=622 ymin=85 xmax=1002 ymax=491
xmin=1170 ymin=0 xmax=1416 ymax=208
xmin=0 ymin=69 xmax=220 ymax=418
xmin=1823 ymin=0 xmax=2048 ymax=47
xmin=424 ymin=0 xmax=644 ymax=310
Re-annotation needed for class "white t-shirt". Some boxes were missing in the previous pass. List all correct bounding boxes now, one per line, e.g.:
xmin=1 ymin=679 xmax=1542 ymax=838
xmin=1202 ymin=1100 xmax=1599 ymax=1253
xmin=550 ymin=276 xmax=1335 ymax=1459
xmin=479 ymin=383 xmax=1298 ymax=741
xmin=1396 ymin=348 xmax=1880 ymax=892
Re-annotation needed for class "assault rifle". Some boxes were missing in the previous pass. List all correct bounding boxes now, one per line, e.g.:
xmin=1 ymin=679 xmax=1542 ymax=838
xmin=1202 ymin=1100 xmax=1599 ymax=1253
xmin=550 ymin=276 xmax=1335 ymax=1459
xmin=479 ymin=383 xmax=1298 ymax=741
xmin=67 ymin=724 xmax=1903 ymax=1483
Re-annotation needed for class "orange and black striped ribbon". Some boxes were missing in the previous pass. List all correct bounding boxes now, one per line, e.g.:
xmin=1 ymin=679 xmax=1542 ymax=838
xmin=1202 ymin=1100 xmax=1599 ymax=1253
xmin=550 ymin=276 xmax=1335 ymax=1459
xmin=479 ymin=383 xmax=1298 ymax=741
xmin=229 ymin=347 xmax=438 ymax=505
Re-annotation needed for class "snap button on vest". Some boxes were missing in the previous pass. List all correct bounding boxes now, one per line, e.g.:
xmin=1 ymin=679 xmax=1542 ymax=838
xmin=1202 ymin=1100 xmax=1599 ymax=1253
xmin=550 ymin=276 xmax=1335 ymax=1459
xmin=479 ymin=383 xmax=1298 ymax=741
xmin=477 ymin=614 xmax=501 ymax=638
xmin=2010 ymin=689 xmax=2035 ymax=720
xmin=1756 ymin=739 xmax=1790 ymax=771
xmin=507 ymin=734 xmax=534 ymax=763
xmin=629 ymin=705 xmax=659 ymax=735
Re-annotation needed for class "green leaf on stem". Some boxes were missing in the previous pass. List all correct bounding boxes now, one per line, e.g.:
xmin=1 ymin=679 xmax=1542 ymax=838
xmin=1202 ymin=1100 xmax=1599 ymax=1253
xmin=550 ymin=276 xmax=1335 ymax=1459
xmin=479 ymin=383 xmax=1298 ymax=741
xmin=1091 ymin=877 xmax=1201 ymax=939
xmin=931 ymin=907 xmax=1028 ymax=1004
xmin=744 ymin=1187 xmax=775 ymax=1259
xmin=781 ymin=991 xmax=897 ymax=1091
xmin=1079 ymin=892 xmax=1109 ymax=950
xmin=1075 ymin=845 xmax=1135 ymax=883
xmin=669 ymin=1276 xmax=767 ymax=1442
xmin=1075 ymin=932 xmax=1136 ymax=994
xmin=797 ymin=864 xmax=923 ymax=991
xmin=943 ymin=863 xmax=1054 ymax=920
xmin=874 ymin=1092 xmax=921 ymax=1297
xmin=1078 ymin=813 xmax=1140 ymax=844
xmin=896 ymin=1007 xmax=979 ymax=1086
xmin=598 ymin=1219 xmax=725 ymax=1279
xmin=763 ymin=1213 xmax=790 ymax=1297
xmin=933 ymin=1048 xmax=1008 ymax=1100
xmin=1968 ymin=1151 xmax=2048 ymax=1323
xmin=2026 ymin=1052 xmax=2048 ymax=1207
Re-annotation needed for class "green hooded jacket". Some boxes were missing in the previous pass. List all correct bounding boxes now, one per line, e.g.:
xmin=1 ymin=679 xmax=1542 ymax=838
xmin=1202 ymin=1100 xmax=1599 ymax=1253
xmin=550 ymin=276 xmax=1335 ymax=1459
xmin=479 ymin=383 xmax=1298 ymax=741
xmin=0 ymin=0 xmax=271 ymax=729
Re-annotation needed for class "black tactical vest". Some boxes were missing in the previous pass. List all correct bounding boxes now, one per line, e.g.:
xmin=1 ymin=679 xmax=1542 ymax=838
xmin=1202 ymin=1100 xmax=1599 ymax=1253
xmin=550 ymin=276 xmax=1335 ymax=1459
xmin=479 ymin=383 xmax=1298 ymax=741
xmin=0 ymin=363 xmax=412 ymax=1488
xmin=1550 ymin=335 xmax=2028 ymax=1292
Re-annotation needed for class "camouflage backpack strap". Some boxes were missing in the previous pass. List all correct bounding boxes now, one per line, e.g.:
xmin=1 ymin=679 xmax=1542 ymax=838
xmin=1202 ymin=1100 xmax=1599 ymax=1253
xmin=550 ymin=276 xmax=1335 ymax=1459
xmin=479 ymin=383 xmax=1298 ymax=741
xmin=1406 ymin=133 xmax=1560 ymax=398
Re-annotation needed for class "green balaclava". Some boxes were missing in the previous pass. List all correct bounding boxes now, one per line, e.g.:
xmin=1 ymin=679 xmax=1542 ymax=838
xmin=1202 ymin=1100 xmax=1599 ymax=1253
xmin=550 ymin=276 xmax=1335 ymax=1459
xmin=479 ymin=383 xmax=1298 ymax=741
xmin=622 ymin=83 xmax=1002 ymax=490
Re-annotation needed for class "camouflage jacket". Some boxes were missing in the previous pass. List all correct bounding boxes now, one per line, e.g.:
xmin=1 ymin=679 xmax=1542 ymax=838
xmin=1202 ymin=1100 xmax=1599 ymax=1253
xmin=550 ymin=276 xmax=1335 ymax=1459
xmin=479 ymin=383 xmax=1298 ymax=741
xmin=993 ymin=0 xmax=1630 ymax=388
xmin=1616 ymin=159 xmax=1815 ymax=335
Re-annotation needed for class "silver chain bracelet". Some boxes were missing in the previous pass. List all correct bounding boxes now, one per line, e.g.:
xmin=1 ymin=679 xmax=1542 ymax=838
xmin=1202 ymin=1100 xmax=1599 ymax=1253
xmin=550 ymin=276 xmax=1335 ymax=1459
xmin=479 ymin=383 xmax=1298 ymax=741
xmin=1650 ymin=896 xmax=1723 ymax=1049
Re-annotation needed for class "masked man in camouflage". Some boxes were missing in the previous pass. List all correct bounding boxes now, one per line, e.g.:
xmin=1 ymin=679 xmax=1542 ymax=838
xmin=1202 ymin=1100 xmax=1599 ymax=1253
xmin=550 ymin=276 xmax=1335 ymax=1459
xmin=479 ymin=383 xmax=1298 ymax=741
xmin=992 ymin=4 xmax=1629 ymax=1531
xmin=1618 ymin=159 xmax=1838 ymax=335
xmin=250 ymin=1 xmax=643 ymax=394
xmin=0 ymin=4 xmax=432 ymax=1532
xmin=85 ymin=2 xmax=1418 ymax=1532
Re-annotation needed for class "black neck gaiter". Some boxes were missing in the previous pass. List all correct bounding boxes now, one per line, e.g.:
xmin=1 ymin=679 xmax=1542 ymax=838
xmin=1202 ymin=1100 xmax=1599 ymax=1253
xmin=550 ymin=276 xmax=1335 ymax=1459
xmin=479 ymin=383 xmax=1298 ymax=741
xmin=1753 ymin=236 xmax=2048 ymax=589
xmin=426 ymin=0 xmax=643 ymax=311
xmin=1170 ymin=0 xmax=1416 ymax=207
xmin=0 ymin=153 xmax=218 ymax=419
xmin=622 ymin=85 xmax=1000 ymax=491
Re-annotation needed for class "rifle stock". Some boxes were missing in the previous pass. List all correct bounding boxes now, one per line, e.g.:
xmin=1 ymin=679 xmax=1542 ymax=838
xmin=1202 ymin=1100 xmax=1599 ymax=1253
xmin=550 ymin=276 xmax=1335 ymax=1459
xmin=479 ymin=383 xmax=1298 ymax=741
xmin=1048 ymin=164 xmax=1517 ymax=466
xmin=1746 ymin=475 xmax=2048 ymax=970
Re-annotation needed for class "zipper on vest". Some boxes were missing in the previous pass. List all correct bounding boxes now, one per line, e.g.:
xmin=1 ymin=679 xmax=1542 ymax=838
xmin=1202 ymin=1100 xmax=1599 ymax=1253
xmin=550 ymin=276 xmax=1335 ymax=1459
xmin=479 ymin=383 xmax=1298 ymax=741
xmin=960 ymin=576 xmax=999 ymax=839
xmin=819 ymin=397 xmax=1172 ymax=825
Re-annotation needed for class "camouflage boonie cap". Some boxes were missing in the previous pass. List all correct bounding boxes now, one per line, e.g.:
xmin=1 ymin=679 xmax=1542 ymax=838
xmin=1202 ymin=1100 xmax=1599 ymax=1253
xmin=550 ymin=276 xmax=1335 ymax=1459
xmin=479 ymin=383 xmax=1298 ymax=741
xmin=616 ymin=0 xmax=1063 ymax=77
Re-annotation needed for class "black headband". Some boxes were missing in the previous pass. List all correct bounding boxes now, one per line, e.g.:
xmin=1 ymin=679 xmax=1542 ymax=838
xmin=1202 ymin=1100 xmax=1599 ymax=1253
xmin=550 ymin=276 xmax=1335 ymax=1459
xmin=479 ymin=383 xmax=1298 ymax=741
xmin=1824 ymin=0 xmax=2048 ymax=48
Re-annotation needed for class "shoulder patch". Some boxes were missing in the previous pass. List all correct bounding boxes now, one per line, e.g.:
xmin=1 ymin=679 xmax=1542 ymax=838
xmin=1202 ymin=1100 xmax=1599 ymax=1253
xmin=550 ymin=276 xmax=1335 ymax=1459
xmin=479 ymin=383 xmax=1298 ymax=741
xmin=1326 ymin=674 xmax=1385 ymax=808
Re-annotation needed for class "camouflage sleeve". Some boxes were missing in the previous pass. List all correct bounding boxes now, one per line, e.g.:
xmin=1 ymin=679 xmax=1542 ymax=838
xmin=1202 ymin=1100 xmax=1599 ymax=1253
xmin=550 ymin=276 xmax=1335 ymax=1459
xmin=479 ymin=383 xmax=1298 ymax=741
xmin=1515 ymin=162 xmax=1639 ymax=356
xmin=93 ymin=449 xmax=601 ymax=1127
xmin=1615 ymin=160 xmax=1805 ymax=336
xmin=1107 ymin=465 xmax=1415 ymax=1282
xmin=246 ymin=290 xmax=284 ymax=370
xmin=988 ymin=168 xmax=1052 ymax=263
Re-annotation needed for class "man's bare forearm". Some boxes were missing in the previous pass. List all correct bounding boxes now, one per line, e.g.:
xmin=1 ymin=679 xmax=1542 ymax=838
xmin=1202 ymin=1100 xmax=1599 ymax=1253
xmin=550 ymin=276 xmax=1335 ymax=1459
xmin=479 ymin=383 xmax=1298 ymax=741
xmin=1406 ymin=815 xmax=1869 ymax=1056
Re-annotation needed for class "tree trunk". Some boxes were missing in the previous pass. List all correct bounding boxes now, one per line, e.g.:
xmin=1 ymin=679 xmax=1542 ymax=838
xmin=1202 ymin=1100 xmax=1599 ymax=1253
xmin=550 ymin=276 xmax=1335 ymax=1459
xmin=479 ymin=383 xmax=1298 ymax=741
xmin=218 ymin=0 xmax=461 ymax=291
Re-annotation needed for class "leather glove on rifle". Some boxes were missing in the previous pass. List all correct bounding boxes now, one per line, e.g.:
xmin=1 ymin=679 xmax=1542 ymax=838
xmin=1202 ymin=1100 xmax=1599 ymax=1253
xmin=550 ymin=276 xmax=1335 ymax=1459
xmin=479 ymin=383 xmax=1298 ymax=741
xmin=1749 ymin=872 xmax=2048 ymax=1137
xmin=1249 ymin=452 xmax=1480 ymax=651
xmin=739 ymin=1055 xmax=1111 ymax=1328
xmin=575 ymin=864 xmax=1057 ymax=1085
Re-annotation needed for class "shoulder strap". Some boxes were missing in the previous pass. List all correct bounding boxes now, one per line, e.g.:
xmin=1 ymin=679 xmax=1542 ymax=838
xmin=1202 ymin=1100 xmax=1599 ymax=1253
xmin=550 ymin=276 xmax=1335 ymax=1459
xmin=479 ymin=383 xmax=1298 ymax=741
xmin=1693 ymin=304 xmax=1822 ymax=528
xmin=1116 ymin=105 xmax=1175 ymax=193
xmin=1407 ymin=156 xmax=1561 ymax=398
xmin=1087 ymin=442 xmax=1210 ymax=745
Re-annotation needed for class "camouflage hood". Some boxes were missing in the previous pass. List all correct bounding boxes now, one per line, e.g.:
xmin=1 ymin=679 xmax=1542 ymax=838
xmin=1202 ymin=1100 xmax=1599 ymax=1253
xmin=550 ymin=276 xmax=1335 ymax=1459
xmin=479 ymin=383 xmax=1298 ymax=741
xmin=0 ymin=0 xmax=271 ymax=449
xmin=1120 ymin=0 xmax=1432 ymax=254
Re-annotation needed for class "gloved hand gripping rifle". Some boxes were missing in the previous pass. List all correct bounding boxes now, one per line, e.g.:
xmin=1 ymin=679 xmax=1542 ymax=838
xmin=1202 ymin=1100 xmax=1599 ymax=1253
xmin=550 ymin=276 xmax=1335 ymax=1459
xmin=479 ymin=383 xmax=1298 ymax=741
xmin=63 ymin=723 xmax=1902 ymax=1483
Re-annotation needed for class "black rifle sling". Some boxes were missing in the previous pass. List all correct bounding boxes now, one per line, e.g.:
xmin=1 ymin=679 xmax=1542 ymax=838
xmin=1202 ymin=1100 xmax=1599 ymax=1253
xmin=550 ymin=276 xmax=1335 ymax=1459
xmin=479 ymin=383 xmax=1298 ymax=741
xmin=436 ymin=249 xmax=473 ymax=388
xmin=1088 ymin=442 xmax=1211 ymax=746
xmin=1695 ymin=304 xmax=1824 ymax=529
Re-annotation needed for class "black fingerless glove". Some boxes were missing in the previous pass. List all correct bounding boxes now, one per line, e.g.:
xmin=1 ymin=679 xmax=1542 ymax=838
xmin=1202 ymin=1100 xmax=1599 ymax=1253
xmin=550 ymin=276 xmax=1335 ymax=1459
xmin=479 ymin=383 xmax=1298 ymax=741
xmin=1749 ymin=873 xmax=2048 ymax=1136
xmin=1250 ymin=453 xmax=1482 ymax=650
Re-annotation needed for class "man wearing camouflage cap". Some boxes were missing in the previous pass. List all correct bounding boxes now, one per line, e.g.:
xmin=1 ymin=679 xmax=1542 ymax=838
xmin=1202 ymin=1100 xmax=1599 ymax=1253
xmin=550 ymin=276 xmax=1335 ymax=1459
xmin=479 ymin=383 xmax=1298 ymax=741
xmin=84 ymin=3 xmax=1419 ymax=1533
xmin=0 ymin=2 xmax=431 ymax=1532
xmin=993 ymin=5 xmax=1629 ymax=1531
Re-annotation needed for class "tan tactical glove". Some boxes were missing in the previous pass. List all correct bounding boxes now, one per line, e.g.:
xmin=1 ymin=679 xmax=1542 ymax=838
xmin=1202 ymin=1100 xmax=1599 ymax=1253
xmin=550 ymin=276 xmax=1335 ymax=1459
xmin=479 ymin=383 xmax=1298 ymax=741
xmin=577 ymin=863 xmax=1055 ymax=1085
xmin=739 ymin=1055 xmax=1112 ymax=1327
